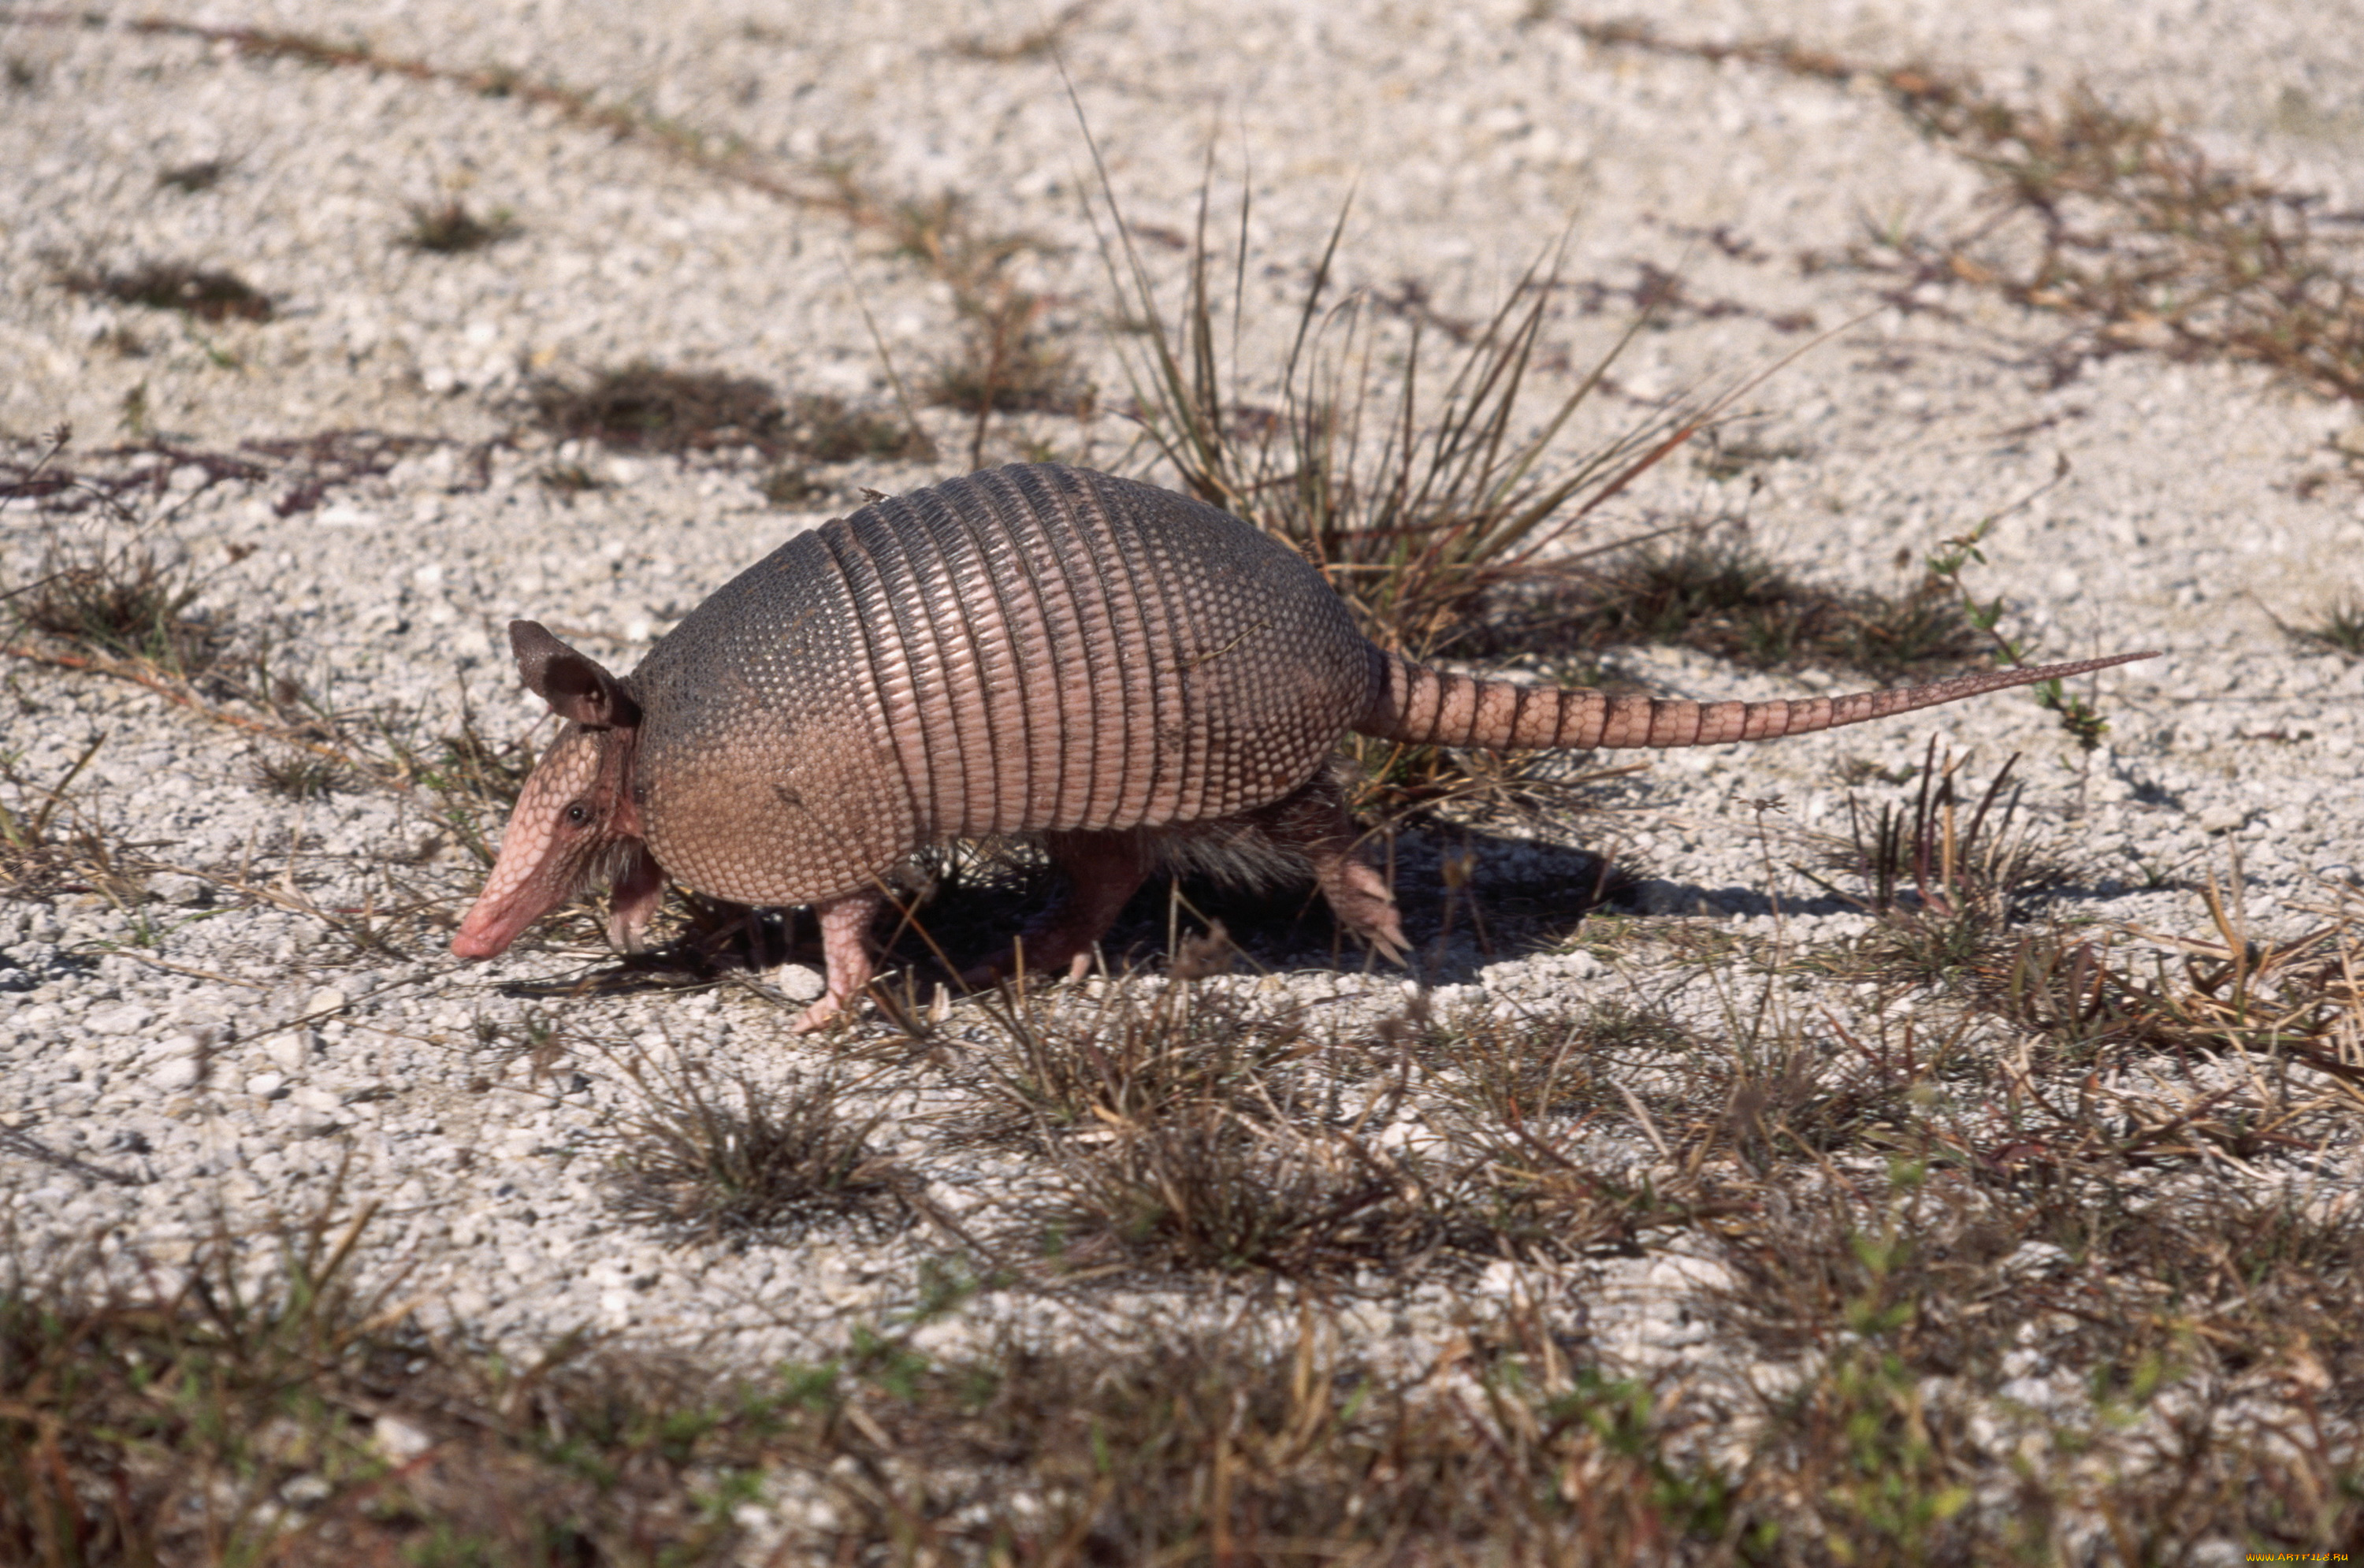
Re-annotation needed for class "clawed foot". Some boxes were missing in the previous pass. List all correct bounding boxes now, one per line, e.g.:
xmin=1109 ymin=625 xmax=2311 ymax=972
xmin=788 ymin=994 xmax=853 ymax=1034
xmin=958 ymin=940 xmax=1096 ymax=991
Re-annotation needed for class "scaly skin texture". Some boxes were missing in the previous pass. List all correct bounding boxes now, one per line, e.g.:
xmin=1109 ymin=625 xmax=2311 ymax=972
xmin=452 ymin=463 xmax=2154 ymax=1030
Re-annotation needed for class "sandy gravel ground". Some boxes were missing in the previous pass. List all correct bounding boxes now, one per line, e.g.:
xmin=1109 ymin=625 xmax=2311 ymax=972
xmin=2 ymin=0 xmax=2362 ymax=1549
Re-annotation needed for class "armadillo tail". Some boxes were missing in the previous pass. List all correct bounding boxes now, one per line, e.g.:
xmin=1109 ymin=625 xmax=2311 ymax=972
xmin=1353 ymin=649 xmax=2157 ymax=750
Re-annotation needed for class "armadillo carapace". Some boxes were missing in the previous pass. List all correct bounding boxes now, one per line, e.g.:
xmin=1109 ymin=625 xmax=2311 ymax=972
xmin=452 ymin=463 xmax=2151 ymax=1029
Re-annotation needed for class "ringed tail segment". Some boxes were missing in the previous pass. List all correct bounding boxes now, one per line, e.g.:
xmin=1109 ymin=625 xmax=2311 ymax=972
xmin=1355 ymin=649 xmax=2159 ymax=750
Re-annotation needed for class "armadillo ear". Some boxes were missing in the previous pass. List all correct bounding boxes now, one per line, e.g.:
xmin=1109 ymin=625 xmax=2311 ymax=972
xmin=509 ymin=620 xmax=641 ymax=730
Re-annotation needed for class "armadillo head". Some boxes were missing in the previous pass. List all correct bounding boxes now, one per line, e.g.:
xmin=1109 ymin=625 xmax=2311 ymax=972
xmin=452 ymin=622 xmax=655 ymax=960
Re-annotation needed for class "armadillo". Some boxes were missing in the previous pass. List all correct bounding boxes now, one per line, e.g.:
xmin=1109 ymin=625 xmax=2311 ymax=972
xmin=452 ymin=463 xmax=2150 ymax=1028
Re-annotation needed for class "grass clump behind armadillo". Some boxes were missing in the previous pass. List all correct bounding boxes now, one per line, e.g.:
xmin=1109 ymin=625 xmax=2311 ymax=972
xmin=1469 ymin=526 xmax=1987 ymax=680
xmin=526 ymin=363 xmax=928 ymax=473
xmin=1095 ymin=184 xmax=1707 ymax=662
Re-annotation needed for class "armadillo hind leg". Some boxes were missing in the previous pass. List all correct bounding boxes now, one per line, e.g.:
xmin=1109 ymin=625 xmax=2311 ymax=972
xmin=1240 ymin=771 xmax=1409 ymax=964
xmin=964 ymin=830 xmax=1158 ymax=987
xmin=791 ymin=889 xmax=886 ymax=1033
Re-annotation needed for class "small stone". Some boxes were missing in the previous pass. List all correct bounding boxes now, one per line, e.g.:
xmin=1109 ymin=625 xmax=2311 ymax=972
xmin=244 ymin=1071 xmax=288 ymax=1099
xmin=771 ymin=964 xmax=827 ymax=1002
xmin=147 ymin=874 xmax=206 ymax=907
xmin=282 ymin=1475 xmax=332 ymax=1507
xmin=372 ymin=1415 xmax=433 ymax=1462
xmin=86 ymin=1004 xmax=155 ymax=1036
xmin=140 ymin=1031 xmax=200 ymax=1065
xmin=305 ymin=989 xmax=348 ymax=1016
xmin=2196 ymin=804 xmax=2249 ymax=834
xmin=151 ymin=1057 xmax=201 ymax=1091
xmin=265 ymin=1032 xmax=311 ymax=1075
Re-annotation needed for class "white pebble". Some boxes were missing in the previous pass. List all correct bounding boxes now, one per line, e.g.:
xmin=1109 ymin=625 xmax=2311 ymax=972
xmin=771 ymin=964 xmax=827 ymax=1003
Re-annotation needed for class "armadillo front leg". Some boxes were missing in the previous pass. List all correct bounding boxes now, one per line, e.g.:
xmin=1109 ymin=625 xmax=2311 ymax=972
xmin=606 ymin=847 xmax=667 ymax=952
xmin=791 ymin=889 xmax=885 ymax=1033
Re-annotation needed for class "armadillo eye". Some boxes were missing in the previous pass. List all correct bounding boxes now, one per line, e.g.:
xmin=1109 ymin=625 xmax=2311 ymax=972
xmin=564 ymin=803 xmax=592 ymax=827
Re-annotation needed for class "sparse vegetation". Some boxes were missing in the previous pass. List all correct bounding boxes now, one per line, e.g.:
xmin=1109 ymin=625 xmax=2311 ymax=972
xmin=400 ymin=198 xmax=519 ymax=253
xmin=1099 ymin=187 xmax=1705 ymax=661
xmin=1574 ymin=19 xmax=2364 ymax=404
xmin=608 ymin=1059 xmax=908 ymax=1242
xmin=157 ymin=156 xmax=229 ymax=193
xmin=533 ymin=458 xmax=604 ymax=494
xmin=924 ymin=295 xmax=1090 ymax=421
xmin=246 ymin=745 xmax=349 ymax=800
xmin=1471 ymin=525 xmax=1987 ymax=678
xmin=960 ymin=967 xmax=1315 ymax=1151
xmin=781 ymin=390 xmax=927 ymax=463
xmin=2 ymin=18 xmax=2355 ymax=1561
xmin=0 ymin=735 xmax=137 ymax=901
xmin=1803 ymin=741 xmax=2080 ymax=989
xmin=526 ymin=369 xmax=927 ymax=468
xmin=6 ymin=530 xmax=226 ymax=676
xmin=825 ymin=173 xmax=1086 ymax=464
xmin=58 ymin=260 xmax=273 ymax=323
xmin=526 ymin=362 xmax=788 ymax=454
xmin=12 ymin=890 xmax=2358 ymax=1559
xmin=2292 ymin=593 xmax=2364 ymax=656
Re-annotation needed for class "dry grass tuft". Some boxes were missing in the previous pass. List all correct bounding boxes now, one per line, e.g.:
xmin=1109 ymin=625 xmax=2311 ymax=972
xmin=246 ymin=745 xmax=351 ymax=801
xmin=924 ymin=293 xmax=1091 ymax=421
xmin=58 ymin=259 xmax=273 ymax=323
xmin=1471 ymin=526 xmax=1986 ymax=679
xmin=1098 ymin=187 xmax=1704 ymax=662
xmin=400 ymin=198 xmax=519 ymax=254
xmin=7 ymin=532 xmax=227 ymax=677
xmin=0 ymin=736 xmax=143 ymax=902
xmin=2291 ymin=595 xmax=2364 ymax=657
xmin=3 ymin=431 xmax=233 ymax=680
xmin=780 ymin=391 xmax=930 ymax=464
xmin=960 ymin=968 xmax=1316 ymax=1150
xmin=525 ymin=366 xmax=927 ymax=474
xmin=157 ymin=156 xmax=230 ymax=193
xmin=821 ymin=173 xmax=1090 ymax=463
xmin=1090 ymin=182 xmax=1749 ymax=825
xmin=526 ymin=362 xmax=789 ymax=454
xmin=608 ymin=1058 xmax=909 ymax=1243
xmin=1803 ymin=742 xmax=2081 ymax=990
